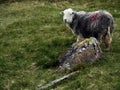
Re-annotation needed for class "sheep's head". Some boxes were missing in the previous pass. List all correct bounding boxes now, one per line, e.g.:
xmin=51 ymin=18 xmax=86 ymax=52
xmin=61 ymin=8 xmax=77 ymax=24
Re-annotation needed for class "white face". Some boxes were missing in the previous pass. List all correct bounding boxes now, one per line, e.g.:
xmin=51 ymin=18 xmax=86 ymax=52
xmin=62 ymin=8 xmax=75 ymax=24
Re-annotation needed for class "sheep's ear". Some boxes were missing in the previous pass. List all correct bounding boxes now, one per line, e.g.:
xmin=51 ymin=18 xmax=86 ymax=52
xmin=60 ymin=11 xmax=63 ymax=15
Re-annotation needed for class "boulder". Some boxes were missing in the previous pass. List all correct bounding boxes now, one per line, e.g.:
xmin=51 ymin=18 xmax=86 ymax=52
xmin=57 ymin=37 xmax=103 ymax=72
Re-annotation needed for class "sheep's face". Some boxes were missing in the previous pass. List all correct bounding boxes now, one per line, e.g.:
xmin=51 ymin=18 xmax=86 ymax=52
xmin=61 ymin=8 xmax=75 ymax=24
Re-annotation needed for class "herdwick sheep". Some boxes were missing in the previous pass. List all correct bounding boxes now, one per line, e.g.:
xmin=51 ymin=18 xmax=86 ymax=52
xmin=61 ymin=8 xmax=114 ymax=50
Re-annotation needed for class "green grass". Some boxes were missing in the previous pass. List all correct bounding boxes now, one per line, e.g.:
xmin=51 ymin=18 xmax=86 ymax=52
xmin=0 ymin=0 xmax=120 ymax=90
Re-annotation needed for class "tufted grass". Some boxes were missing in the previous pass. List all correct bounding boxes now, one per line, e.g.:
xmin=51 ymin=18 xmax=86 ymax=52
xmin=0 ymin=0 xmax=120 ymax=90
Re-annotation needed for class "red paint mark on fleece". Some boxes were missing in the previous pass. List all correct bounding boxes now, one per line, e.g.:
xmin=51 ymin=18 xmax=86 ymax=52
xmin=91 ymin=13 xmax=99 ymax=21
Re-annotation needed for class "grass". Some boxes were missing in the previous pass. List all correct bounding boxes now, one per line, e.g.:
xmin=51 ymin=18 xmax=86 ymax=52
xmin=0 ymin=0 xmax=120 ymax=90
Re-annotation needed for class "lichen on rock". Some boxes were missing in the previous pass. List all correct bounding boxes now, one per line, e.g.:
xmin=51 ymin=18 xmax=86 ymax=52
xmin=57 ymin=37 xmax=103 ymax=72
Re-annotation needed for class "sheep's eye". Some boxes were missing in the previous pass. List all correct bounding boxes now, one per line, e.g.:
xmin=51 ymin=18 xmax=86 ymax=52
xmin=70 ymin=13 xmax=73 ymax=15
xmin=71 ymin=12 xmax=75 ymax=15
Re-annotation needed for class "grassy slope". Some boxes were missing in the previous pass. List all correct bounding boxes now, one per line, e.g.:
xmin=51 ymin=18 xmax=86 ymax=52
xmin=0 ymin=1 xmax=120 ymax=90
